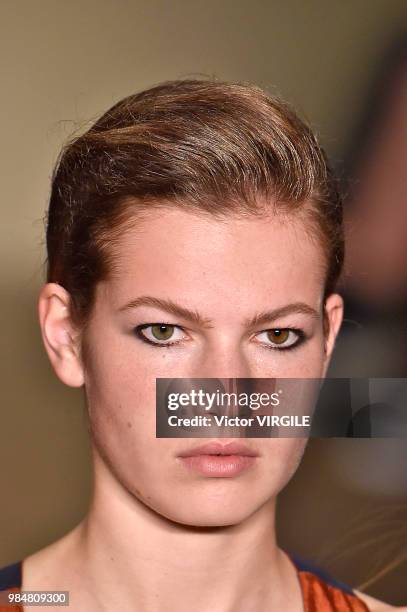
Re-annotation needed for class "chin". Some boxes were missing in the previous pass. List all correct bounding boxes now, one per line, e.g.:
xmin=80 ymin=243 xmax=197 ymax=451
xmin=147 ymin=489 xmax=266 ymax=528
xmin=164 ymin=506 xmax=256 ymax=528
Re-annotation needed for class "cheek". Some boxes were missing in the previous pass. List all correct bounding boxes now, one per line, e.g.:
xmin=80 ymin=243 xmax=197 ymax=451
xmin=266 ymin=438 xmax=308 ymax=491
xmin=82 ymin=336 xmax=206 ymax=521
xmin=83 ymin=325 xmax=157 ymax=424
xmin=83 ymin=337 xmax=160 ymax=484
xmin=295 ymin=328 xmax=328 ymax=376
xmin=251 ymin=337 xmax=327 ymax=378
xmin=85 ymin=361 xmax=154 ymax=432
xmin=86 ymin=372 xmax=174 ymax=513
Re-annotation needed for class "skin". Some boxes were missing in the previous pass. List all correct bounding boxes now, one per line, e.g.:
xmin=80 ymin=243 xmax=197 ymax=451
xmin=23 ymin=205 xmax=398 ymax=610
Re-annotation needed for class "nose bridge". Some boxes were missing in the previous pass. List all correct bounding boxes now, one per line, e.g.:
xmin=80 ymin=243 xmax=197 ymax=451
xmin=196 ymin=337 xmax=253 ymax=380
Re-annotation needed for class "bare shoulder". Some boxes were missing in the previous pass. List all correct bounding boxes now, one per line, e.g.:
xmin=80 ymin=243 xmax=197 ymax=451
xmin=354 ymin=589 xmax=407 ymax=611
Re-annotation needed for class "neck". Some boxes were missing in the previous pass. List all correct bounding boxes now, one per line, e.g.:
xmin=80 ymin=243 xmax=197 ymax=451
xmin=74 ymin=450 xmax=301 ymax=612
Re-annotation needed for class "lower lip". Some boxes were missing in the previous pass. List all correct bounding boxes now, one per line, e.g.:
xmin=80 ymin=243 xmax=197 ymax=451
xmin=179 ymin=454 xmax=257 ymax=477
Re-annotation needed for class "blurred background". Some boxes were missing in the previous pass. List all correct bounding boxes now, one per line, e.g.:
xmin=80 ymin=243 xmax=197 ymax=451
xmin=1 ymin=0 xmax=406 ymax=604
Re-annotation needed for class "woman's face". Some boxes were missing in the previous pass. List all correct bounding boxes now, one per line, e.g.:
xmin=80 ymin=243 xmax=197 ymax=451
xmin=43 ymin=205 xmax=343 ymax=526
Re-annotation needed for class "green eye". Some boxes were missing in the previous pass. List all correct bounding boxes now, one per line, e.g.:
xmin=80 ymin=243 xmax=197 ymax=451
xmin=266 ymin=329 xmax=289 ymax=344
xmin=151 ymin=324 xmax=175 ymax=341
xmin=135 ymin=323 xmax=185 ymax=347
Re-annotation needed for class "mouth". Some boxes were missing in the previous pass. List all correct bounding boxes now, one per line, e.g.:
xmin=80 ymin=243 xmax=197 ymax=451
xmin=177 ymin=441 xmax=259 ymax=477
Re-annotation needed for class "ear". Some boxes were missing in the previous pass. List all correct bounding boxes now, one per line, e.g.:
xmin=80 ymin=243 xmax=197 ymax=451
xmin=38 ymin=283 xmax=84 ymax=387
xmin=322 ymin=292 xmax=344 ymax=377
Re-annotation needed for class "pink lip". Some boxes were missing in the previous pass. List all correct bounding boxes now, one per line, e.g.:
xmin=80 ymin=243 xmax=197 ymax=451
xmin=177 ymin=441 xmax=258 ymax=477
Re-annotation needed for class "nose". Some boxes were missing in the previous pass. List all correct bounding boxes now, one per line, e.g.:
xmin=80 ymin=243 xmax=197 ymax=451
xmin=191 ymin=345 xmax=256 ymax=420
xmin=194 ymin=342 xmax=254 ymax=380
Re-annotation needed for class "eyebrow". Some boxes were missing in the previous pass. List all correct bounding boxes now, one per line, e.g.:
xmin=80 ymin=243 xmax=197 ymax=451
xmin=246 ymin=303 xmax=320 ymax=327
xmin=118 ymin=296 xmax=320 ymax=328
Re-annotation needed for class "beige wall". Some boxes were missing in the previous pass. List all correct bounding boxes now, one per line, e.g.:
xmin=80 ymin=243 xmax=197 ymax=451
xmin=1 ymin=0 xmax=407 ymax=601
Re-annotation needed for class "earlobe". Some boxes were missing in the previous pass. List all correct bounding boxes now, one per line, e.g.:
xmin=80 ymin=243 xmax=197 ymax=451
xmin=38 ymin=283 xmax=84 ymax=387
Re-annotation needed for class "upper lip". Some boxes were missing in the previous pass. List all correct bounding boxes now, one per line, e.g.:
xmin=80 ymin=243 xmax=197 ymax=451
xmin=178 ymin=441 xmax=259 ymax=457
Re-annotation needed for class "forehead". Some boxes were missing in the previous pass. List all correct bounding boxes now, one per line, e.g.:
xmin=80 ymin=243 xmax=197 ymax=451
xmin=102 ymin=206 xmax=326 ymax=311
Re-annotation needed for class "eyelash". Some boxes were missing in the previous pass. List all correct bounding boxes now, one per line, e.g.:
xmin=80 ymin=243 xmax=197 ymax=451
xmin=133 ymin=323 xmax=306 ymax=351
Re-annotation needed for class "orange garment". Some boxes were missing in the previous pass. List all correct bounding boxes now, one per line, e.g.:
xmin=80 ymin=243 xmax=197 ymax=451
xmin=298 ymin=571 xmax=369 ymax=611
xmin=0 ymin=587 xmax=22 ymax=612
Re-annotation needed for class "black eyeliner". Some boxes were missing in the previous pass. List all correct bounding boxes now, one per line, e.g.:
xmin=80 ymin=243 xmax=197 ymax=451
xmin=133 ymin=324 xmax=307 ymax=351
xmin=133 ymin=323 xmax=185 ymax=348
xmin=260 ymin=328 xmax=307 ymax=352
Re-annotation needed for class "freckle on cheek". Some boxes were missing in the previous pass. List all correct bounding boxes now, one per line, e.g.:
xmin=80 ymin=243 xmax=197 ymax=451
xmin=127 ymin=421 xmax=132 ymax=429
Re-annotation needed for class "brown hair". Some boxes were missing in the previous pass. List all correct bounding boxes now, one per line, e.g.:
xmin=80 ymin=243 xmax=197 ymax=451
xmin=45 ymin=79 xmax=344 ymax=333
